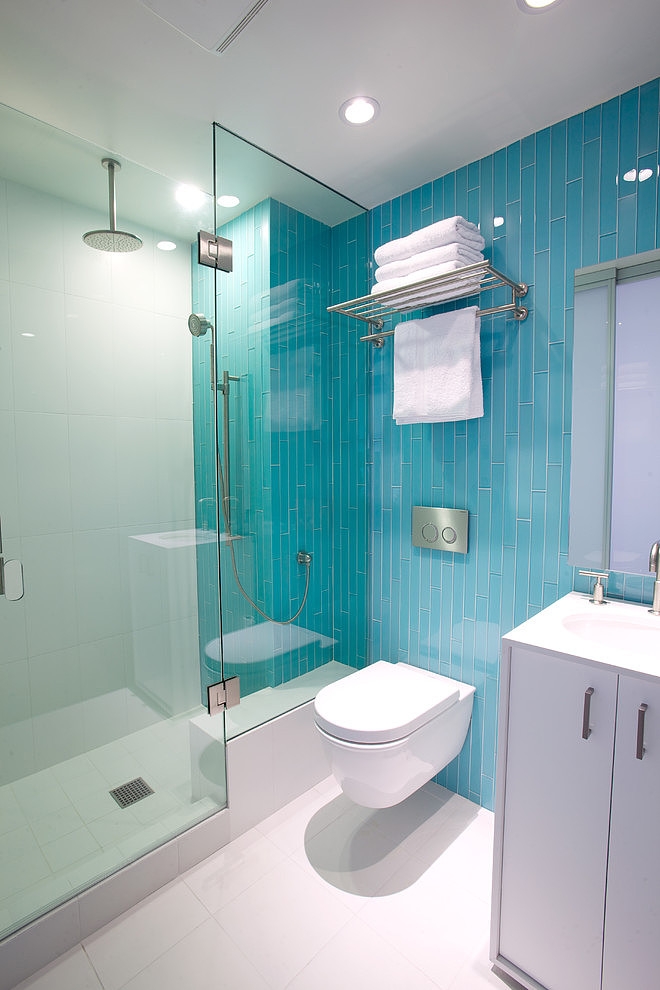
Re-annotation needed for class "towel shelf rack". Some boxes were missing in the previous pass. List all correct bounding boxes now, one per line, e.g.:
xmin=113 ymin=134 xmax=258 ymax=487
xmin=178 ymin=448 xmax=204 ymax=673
xmin=327 ymin=260 xmax=528 ymax=346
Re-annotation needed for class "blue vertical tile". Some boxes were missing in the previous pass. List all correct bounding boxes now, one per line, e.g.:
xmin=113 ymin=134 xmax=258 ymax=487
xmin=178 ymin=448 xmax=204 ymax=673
xmin=600 ymin=97 xmax=619 ymax=234
xmin=636 ymin=152 xmax=658 ymax=252
xmin=551 ymin=121 xmax=567 ymax=220
xmin=638 ymin=80 xmax=659 ymax=157
xmin=582 ymin=140 xmax=601 ymax=267
xmin=618 ymin=87 xmax=639 ymax=196
xmin=567 ymin=112 xmax=584 ymax=182
xmin=535 ymin=128 xmax=551 ymax=253
xmin=617 ymin=192 xmax=637 ymax=258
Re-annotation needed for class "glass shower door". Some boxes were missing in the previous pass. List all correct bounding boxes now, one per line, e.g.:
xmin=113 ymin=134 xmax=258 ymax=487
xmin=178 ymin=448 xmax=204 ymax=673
xmin=0 ymin=103 xmax=226 ymax=939
xmin=207 ymin=125 xmax=370 ymax=737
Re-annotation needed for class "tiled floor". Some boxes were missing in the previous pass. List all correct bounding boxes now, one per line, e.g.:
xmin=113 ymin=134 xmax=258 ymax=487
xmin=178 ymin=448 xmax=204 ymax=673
xmin=15 ymin=778 xmax=513 ymax=990
xmin=1 ymin=662 xmax=351 ymax=941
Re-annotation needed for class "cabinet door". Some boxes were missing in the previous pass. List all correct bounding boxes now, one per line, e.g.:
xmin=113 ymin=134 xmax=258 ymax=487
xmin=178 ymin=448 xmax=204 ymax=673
xmin=602 ymin=674 xmax=660 ymax=990
xmin=498 ymin=646 xmax=617 ymax=990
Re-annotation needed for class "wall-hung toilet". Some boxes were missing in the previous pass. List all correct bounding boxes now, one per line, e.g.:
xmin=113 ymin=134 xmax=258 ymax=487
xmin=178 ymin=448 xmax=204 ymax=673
xmin=314 ymin=661 xmax=475 ymax=808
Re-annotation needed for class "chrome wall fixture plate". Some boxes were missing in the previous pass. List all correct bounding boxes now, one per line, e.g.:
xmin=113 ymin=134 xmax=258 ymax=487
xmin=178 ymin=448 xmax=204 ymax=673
xmin=198 ymin=230 xmax=233 ymax=272
xmin=412 ymin=506 xmax=469 ymax=553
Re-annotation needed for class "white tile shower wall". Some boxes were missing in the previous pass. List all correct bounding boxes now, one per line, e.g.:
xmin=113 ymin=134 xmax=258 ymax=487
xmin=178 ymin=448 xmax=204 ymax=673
xmin=368 ymin=79 xmax=660 ymax=811
xmin=0 ymin=176 xmax=196 ymax=783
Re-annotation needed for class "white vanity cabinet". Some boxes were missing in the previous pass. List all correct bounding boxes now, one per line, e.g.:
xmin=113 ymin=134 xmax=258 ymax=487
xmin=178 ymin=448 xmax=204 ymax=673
xmin=491 ymin=608 xmax=660 ymax=990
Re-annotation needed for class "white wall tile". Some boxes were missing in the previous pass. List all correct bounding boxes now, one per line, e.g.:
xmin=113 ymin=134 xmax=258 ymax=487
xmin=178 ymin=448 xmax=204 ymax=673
xmin=10 ymin=283 xmax=67 ymax=414
xmin=112 ymin=305 xmax=156 ymax=419
xmin=0 ymin=537 xmax=28 ymax=665
xmin=80 ymin=635 xmax=128 ymax=700
xmin=0 ymin=721 xmax=35 ymax=786
xmin=114 ymin=417 xmax=159 ymax=527
xmin=0 ymin=179 xmax=9 ymax=282
xmin=73 ymin=530 xmax=124 ymax=642
xmin=109 ymin=235 xmax=155 ymax=314
xmin=154 ymin=313 xmax=192 ymax=420
xmin=153 ymin=239 xmax=191 ymax=319
xmin=33 ymin=707 xmax=86 ymax=771
xmin=0 ymin=660 xmax=31 ymax=725
xmin=63 ymin=205 xmax=113 ymax=302
xmin=28 ymin=646 xmax=82 ymax=717
xmin=21 ymin=534 xmax=77 ymax=656
xmin=6 ymin=183 xmax=64 ymax=293
xmin=15 ymin=412 xmax=72 ymax=537
xmin=65 ymin=296 xmax=115 ymax=416
xmin=68 ymin=415 xmax=118 ymax=532
xmin=0 ymin=280 xmax=13 ymax=411
xmin=156 ymin=419 xmax=195 ymax=524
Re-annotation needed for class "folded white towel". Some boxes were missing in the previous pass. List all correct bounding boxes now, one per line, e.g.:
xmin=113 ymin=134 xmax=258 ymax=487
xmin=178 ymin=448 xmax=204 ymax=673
xmin=392 ymin=307 xmax=483 ymax=424
xmin=374 ymin=243 xmax=484 ymax=282
xmin=372 ymin=259 xmax=465 ymax=294
xmin=375 ymin=217 xmax=485 ymax=267
xmin=379 ymin=277 xmax=483 ymax=312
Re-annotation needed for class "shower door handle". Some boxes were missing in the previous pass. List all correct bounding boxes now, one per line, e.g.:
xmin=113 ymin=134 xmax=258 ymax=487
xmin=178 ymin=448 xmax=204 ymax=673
xmin=0 ymin=517 xmax=24 ymax=602
xmin=0 ymin=557 xmax=24 ymax=601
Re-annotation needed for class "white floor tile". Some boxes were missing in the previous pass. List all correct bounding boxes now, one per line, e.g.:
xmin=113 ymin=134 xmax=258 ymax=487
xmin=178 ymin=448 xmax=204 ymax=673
xmin=14 ymin=946 xmax=103 ymax=990
xmin=183 ymin=828 xmax=286 ymax=914
xmin=83 ymin=881 xmax=211 ymax=990
xmin=286 ymin=915 xmax=440 ymax=990
xmin=215 ymin=857 xmax=353 ymax=990
xmin=121 ymin=917 xmax=269 ymax=990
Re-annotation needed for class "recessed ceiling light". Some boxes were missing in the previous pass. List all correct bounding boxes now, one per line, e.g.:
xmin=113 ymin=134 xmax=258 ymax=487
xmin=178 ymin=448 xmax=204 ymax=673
xmin=339 ymin=96 xmax=380 ymax=125
xmin=638 ymin=168 xmax=654 ymax=182
xmin=20 ymin=332 xmax=35 ymax=338
xmin=157 ymin=240 xmax=177 ymax=251
xmin=176 ymin=184 xmax=206 ymax=209
xmin=516 ymin=0 xmax=562 ymax=11
xmin=217 ymin=194 xmax=240 ymax=208
xmin=623 ymin=169 xmax=637 ymax=182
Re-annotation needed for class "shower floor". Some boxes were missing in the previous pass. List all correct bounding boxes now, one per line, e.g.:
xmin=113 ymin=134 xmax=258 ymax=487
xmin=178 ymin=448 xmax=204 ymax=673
xmin=0 ymin=660 xmax=352 ymax=941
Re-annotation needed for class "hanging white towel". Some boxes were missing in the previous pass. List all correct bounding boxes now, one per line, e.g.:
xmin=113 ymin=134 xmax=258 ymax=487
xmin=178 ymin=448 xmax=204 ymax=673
xmin=374 ymin=243 xmax=484 ymax=282
xmin=393 ymin=307 xmax=483 ymax=424
xmin=375 ymin=217 xmax=485 ymax=267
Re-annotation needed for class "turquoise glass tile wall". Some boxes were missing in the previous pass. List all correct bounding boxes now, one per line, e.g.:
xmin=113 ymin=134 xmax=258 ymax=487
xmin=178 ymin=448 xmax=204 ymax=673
xmin=368 ymin=78 xmax=660 ymax=811
xmin=193 ymin=199 xmax=370 ymax=696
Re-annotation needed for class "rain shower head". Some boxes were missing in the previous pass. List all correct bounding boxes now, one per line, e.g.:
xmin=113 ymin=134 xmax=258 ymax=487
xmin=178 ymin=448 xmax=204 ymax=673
xmin=83 ymin=159 xmax=142 ymax=253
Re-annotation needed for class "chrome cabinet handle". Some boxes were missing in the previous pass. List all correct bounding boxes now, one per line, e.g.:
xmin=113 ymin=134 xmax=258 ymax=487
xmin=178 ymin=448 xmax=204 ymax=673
xmin=582 ymin=687 xmax=595 ymax=740
xmin=636 ymin=703 xmax=649 ymax=760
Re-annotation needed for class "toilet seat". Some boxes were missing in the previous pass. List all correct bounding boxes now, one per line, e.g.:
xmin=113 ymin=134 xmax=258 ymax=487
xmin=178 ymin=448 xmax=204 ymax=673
xmin=314 ymin=661 xmax=460 ymax=744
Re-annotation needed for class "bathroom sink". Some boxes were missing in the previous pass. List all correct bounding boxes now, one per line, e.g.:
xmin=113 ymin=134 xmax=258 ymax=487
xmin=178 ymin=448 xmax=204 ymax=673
xmin=562 ymin=612 xmax=660 ymax=658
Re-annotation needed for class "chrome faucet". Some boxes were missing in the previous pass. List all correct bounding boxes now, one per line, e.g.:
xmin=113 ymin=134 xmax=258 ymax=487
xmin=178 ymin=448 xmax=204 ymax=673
xmin=649 ymin=541 xmax=660 ymax=615
xmin=579 ymin=569 xmax=609 ymax=605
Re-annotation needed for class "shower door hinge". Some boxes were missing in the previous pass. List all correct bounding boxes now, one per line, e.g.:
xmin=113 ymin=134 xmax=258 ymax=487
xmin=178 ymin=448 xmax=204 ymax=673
xmin=207 ymin=675 xmax=240 ymax=716
xmin=198 ymin=230 xmax=233 ymax=272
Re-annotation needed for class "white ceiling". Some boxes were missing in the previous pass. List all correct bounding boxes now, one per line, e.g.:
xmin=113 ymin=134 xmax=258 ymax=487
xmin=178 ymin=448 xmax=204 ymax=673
xmin=0 ymin=0 xmax=658 ymax=215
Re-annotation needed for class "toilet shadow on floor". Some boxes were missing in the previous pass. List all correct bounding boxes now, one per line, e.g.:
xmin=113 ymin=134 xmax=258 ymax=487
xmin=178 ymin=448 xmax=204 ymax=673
xmin=303 ymin=786 xmax=481 ymax=897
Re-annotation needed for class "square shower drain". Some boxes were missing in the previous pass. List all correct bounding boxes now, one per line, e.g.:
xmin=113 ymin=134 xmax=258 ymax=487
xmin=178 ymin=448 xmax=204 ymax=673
xmin=109 ymin=777 xmax=154 ymax=809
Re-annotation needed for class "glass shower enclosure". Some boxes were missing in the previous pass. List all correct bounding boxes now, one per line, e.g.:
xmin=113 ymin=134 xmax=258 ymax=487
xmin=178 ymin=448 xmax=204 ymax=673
xmin=203 ymin=125 xmax=370 ymax=740
xmin=0 ymin=106 xmax=370 ymax=945
xmin=0 ymin=104 xmax=226 ymax=938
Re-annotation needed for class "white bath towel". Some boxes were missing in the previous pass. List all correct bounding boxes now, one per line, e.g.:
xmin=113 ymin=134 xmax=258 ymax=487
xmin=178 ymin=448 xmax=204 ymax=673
xmin=393 ymin=307 xmax=483 ymax=424
xmin=375 ymin=217 xmax=485 ymax=267
xmin=378 ymin=277 xmax=483 ymax=312
xmin=374 ymin=243 xmax=484 ymax=282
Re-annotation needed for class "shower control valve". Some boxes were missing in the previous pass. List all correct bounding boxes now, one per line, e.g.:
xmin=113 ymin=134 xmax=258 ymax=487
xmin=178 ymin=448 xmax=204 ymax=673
xmin=297 ymin=551 xmax=312 ymax=565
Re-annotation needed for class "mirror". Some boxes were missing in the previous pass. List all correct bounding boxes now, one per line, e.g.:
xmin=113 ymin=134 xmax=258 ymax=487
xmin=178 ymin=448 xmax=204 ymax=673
xmin=569 ymin=248 xmax=660 ymax=574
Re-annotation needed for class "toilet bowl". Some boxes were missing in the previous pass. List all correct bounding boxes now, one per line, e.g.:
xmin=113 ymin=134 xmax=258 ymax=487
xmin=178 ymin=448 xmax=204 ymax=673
xmin=314 ymin=661 xmax=475 ymax=808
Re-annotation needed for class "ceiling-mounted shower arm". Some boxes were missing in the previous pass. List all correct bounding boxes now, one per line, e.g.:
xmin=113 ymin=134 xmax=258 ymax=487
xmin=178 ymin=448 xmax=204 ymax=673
xmin=103 ymin=158 xmax=119 ymax=233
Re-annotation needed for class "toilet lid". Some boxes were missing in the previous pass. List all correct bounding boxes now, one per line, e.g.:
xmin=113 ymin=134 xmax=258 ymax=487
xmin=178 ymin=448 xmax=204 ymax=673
xmin=314 ymin=661 xmax=460 ymax=744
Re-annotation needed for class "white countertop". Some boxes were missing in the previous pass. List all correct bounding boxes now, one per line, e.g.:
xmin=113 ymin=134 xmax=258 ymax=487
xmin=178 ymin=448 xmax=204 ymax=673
xmin=503 ymin=592 xmax=660 ymax=680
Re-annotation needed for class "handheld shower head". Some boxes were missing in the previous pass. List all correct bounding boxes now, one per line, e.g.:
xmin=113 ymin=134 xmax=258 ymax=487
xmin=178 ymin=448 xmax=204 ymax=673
xmin=188 ymin=313 xmax=213 ymax=336
xmin=83 ymin=159 xmax=142 ymax=253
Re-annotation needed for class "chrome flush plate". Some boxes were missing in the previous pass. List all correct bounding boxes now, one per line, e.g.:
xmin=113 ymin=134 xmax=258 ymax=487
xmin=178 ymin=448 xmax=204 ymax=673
xmin=412 ymin=506 xmax=469 ymax=553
